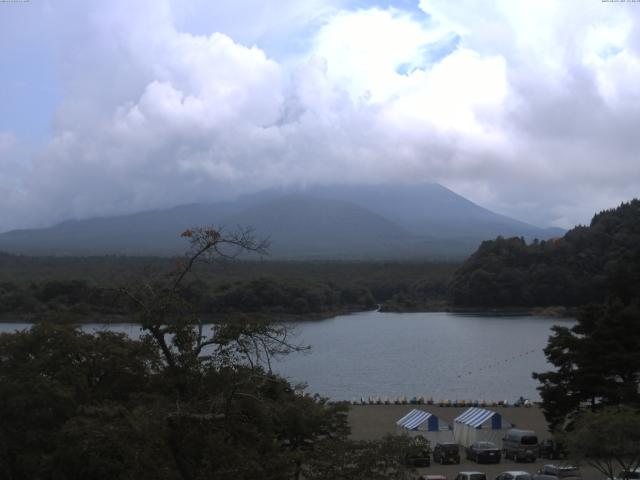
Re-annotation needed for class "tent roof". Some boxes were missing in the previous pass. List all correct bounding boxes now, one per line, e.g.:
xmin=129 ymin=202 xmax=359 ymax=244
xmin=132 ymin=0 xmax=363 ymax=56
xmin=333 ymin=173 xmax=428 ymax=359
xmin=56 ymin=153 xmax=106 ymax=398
xmin=396 ymin=409 xmax=434 ymax=430
xmin=454 ymin=407 xmax=500 ymax=428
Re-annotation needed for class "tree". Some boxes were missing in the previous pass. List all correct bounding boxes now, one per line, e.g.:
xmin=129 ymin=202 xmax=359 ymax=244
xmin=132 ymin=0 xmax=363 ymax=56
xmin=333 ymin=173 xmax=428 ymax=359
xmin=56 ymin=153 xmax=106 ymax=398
xmin=560 ymin=406 xmax=640 ymax=479
xmin=533 ymin=300 xmax=640 ymax=431
xmin=303 ymin=435 xmax=417 ymax=480
xmin=114 ymin=226 xmax=354 ymax=479
xmin=0 ymin=226 xmax=417 ymax=479
xmin=526 ymin=201 xmax=640 ymax=432
xmin=0 ymin=323 xmax=162 ymax=479
xmin=449 ymin=199 xmax=640 ymax=309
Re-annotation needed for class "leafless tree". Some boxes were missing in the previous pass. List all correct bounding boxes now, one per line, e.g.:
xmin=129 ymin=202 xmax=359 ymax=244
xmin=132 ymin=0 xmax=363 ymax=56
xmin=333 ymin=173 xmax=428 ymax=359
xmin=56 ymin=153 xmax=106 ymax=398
xmin=120 ymin=226 xmax=307 ymax=371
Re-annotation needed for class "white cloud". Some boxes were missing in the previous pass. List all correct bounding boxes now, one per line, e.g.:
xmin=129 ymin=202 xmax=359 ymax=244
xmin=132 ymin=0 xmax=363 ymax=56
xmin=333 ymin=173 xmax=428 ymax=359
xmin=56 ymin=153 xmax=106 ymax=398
xmin=414 ymin=0 xmax=640 ymax=227
xmin=1 ymin=0 xmax=639 ymax=232
xmin=312 ymin=8 xmax=448 ymax=100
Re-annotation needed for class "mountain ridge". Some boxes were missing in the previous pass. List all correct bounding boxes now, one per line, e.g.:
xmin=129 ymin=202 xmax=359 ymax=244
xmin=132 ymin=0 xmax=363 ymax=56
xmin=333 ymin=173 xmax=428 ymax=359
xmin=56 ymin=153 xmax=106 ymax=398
xmin=0 ymin=184 xmax=564 ymax=259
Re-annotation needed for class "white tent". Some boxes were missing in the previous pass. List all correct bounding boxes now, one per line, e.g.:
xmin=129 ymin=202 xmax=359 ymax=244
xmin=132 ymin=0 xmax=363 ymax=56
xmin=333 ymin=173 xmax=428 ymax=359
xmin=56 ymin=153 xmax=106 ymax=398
xmin=396 ymin=409 xmax=454 ymax=444
xmin=453 ymin=407 xmax=512 ymax=448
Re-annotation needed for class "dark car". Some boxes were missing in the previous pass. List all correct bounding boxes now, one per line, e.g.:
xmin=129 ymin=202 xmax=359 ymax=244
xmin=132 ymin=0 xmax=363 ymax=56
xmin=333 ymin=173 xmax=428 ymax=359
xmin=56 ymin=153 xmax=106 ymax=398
xmin=466 ymin=442 xmax=501 ymax=464
xmin=403 ymin=449 xmax=431 ymax=468
xmin=538 ymin=439 xmax=565 ymax=460
xmin=433 ymin=442 xmax=461 ymax=464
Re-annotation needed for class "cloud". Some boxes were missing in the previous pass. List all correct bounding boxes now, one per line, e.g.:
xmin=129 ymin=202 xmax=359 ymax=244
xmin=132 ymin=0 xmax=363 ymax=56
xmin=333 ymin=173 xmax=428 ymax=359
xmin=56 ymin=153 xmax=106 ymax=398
xmin=1 ymin=0 xmax=639 ymax=231
xmin=415 ymin=0 xmax=640 ymax=227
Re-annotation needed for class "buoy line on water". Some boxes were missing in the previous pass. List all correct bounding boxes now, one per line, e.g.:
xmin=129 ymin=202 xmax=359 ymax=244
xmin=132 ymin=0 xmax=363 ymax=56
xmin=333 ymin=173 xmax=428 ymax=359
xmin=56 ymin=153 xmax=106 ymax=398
xmin=331 ymin=396 xmax=536 ymax=407
xmin=455 ymin=348 xmax=538 ymax=379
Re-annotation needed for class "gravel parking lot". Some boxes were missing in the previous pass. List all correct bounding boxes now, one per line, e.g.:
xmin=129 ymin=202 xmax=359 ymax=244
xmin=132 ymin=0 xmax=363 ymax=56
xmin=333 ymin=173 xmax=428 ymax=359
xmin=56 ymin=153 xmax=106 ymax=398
xmin=412 ymin=458 xmax=600 ymax=480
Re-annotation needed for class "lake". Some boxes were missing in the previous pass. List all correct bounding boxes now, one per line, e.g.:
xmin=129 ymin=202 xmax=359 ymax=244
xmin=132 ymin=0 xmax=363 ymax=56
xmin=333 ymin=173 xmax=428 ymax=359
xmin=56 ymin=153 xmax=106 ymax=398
xmin=274 ymin=311 xmax=573 ymax=401
xmin=0 ymin=311 xmax=573 ymax=401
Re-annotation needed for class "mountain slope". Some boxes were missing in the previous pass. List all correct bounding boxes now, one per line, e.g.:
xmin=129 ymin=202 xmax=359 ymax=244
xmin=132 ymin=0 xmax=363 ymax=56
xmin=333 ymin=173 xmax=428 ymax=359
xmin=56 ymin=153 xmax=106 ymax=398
xmin=222 ymin=194 xmax=413 ymax=258
xmin=302 ymin=183 xmax=564 ymax=239
xmin=0 ymin=203 xmax=236 ymax=256
xmin=0 ymin=183 xmax=563 ymax=259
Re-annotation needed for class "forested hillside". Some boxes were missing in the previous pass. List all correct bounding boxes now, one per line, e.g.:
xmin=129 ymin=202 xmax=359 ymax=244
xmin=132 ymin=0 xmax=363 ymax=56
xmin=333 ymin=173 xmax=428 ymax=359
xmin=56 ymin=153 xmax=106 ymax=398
xmin=449 ymin=200 xmax=640 ymax=308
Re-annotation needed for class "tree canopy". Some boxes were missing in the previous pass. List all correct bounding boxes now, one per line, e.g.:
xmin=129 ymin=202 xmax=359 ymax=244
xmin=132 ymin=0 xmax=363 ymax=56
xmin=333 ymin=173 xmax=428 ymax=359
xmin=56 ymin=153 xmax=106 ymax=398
xmin=0 ymin=226 xmax=416 ymax=480
xmin=449 ymin=199 xmax=640 ymax=308
xmin=532 ymin=300 xmax=640 ymax=431
xmin=531 ymin=201 xmax=640 ymax=431
xmin=560 ymin=406 xmax=640 ymax=479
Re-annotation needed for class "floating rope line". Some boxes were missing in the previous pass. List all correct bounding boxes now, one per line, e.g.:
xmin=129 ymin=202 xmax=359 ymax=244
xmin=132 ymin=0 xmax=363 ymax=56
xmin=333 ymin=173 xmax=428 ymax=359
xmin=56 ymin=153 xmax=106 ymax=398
xmin=455 ymin=349 xmax=538 ymax=378
xmin=339 ymin=396 xmax=536 ymax=407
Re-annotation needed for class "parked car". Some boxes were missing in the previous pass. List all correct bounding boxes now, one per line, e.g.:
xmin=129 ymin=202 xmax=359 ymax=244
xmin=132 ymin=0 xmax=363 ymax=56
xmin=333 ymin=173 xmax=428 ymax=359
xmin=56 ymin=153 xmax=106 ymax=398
xmin=433 ymin=442 xmax=461 ymax=464
xmin=466 ymin=442 xmax=501 ymax=464
xmin=454 ymin=472 xmax=487 ymax=480
xmin=537 ymin=439 xmax=565 ymax=460
xmin=503 ymin=429 xmax=538 ymax=462
xmin=534 ymin=464 xmax=581 ymax=480
xmin=496 ymin=471 xmax=533 ymax=480
xmin=403 ymin=450 xmax=431 ymax=468
xmin=419 ymin=476 xmax=447 ymax=480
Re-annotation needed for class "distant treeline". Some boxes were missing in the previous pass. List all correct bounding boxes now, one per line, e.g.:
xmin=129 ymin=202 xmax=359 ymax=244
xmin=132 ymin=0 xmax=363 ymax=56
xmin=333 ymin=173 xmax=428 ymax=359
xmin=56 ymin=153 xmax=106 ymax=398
xmin=0 ymin=256 xmax=456 ymax=321
xmin=6 ymin=200 xmax=637 ymax=320
xmin=449 ymin=199 xmax=640 ymax=308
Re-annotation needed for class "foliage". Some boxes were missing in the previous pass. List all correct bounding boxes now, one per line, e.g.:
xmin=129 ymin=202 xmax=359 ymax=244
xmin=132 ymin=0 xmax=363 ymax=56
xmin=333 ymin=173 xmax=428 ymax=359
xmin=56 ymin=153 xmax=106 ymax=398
xmin=0 ymin=323 xmax=163 ymax=479
xmin=531 ymin=211 xmax=640 ymax=431
xmin=0 ymin=256 xmax=456 ymax=320
xmin=560 ymin=406 xmax=640 ymax=479
xmin=533 ymin=298 xmax=640 ymax=430
xmin=0 ymin=226 xmax=418 ymax=479
xmin=303 ymin=435 xmax=417 ymax=480
xmin=450 ymin=199 xmax=640 ymax=308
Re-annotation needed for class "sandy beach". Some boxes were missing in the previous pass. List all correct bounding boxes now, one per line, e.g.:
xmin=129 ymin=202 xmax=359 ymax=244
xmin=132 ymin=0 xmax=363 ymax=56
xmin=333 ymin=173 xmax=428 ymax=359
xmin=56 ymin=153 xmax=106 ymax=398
xmin=348 ymin=404 xmax=551 ymax=441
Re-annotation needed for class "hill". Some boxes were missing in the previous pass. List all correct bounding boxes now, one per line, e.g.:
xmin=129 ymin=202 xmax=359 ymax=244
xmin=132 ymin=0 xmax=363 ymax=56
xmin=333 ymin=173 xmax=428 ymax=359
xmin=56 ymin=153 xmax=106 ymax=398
xmin=0 ymin=183 xmax=562 ymax=259
xmin=449 ymin=199 xmax=640 ymax=308
xmin=303 ymin=183 xmax=564 ymax=240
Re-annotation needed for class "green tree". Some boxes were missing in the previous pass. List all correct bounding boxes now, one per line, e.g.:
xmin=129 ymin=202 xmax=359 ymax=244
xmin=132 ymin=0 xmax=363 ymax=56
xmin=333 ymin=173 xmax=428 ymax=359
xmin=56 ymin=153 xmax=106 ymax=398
xmin=303 ymin=435 xmax=417 ymax=480
xmin=0 ymin=324 xmax=161 ymax=479
xmin=449 ymin=199 xmax=640 ymax=309
xmin=560 ymin=406 xmax=640 ymax=479
xmin=533 ymin=300 xmax=640 ymax=431
xmin=0 ymin=226 xmax=417 ymax=479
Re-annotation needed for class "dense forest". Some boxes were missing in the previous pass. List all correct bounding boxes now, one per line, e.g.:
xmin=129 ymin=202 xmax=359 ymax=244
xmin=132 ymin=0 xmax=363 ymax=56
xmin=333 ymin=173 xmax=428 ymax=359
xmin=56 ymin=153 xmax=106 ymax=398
xmin=0 ymin=255 xmax=455 ymax=321
xmin=449 ymin=199 xmax=640 ymax=308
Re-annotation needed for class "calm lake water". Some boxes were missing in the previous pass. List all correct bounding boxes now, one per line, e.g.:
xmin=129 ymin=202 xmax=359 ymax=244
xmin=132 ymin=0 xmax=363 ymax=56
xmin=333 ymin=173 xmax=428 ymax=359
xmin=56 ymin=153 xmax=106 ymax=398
xmin=0 ymin=311 xmax=573 ymax=401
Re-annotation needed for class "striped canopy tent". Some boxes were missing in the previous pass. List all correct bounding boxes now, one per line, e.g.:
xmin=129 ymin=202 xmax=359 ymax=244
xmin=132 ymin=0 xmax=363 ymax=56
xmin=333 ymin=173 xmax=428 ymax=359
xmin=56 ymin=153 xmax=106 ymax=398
xmin=396 ymin=409 xmax=454 ymax=444
xmin=453 ymin=407 xmax=512 ymax=448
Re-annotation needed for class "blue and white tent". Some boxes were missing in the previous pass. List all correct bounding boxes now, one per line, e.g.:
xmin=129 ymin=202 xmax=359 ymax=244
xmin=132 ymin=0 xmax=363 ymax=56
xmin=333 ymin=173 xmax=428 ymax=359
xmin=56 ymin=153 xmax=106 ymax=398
xmin=453 ymin=407 xmax=512 ymax=447
xmin=396 ymin=409 xmax=453 ymax=443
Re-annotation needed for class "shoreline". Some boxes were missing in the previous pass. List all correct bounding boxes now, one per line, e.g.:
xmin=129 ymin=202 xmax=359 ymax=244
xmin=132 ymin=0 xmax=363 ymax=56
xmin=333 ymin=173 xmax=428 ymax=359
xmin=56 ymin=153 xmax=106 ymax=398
xmin=0 ymin=307 xmax=368 ymax=325
xmin=348 ymin=404 xmax=551 ymax=441
xmin=0 ymin=305 xmax=575 ymax=324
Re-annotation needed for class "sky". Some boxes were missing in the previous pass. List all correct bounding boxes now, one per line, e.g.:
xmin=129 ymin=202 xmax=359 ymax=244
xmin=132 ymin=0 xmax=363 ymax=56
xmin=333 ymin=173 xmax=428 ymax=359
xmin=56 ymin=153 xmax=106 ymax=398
xmin=1 ymin=0 xmax=639 ymax=232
